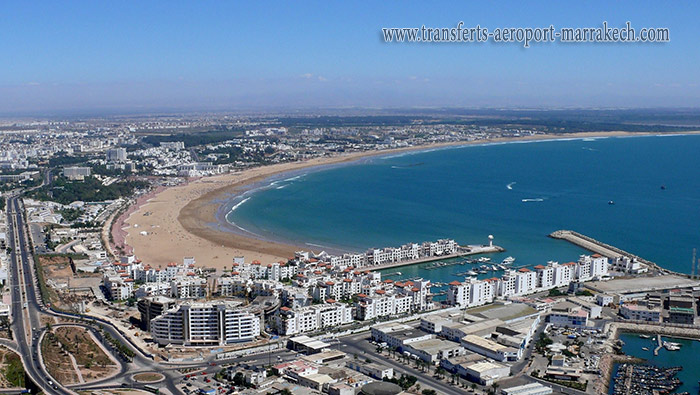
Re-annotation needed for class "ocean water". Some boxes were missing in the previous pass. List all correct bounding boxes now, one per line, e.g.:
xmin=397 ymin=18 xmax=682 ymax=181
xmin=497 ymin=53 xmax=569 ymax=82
xmin=227 ymin=134 xmax=700 ymax=278
xmin=613 ymin=332 xmax=700 ymax=394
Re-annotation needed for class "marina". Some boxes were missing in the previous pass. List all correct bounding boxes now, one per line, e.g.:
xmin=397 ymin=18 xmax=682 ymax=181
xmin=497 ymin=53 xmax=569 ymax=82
xmin=611 ymin=364 xmax=684 ymax=395
xmin=613 ymin=332 xmax=700 ymax=394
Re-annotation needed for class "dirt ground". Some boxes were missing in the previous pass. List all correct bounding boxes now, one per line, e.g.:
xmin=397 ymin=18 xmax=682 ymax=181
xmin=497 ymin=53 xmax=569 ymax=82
xmin=42 ymin=326 xmax=119 ymax=384
xmin=37 ymin=255 xmax=101 ymax=311
xmin=41 ymin=331 xmax=78 ymax=384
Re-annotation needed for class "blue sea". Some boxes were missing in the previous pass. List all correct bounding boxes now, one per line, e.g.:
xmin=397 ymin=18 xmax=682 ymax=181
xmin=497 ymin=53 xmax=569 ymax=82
xmin=227 ymin=134 xmax=700 ymax=280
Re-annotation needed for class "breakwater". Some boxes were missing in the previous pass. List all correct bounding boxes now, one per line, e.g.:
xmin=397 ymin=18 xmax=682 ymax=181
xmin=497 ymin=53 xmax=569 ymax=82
xmin=549 ymin=230 xmax=676 ymax=275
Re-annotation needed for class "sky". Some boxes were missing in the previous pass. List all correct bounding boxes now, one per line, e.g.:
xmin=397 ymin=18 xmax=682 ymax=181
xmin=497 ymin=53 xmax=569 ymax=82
xmin=0 ymin=1 xmax=698 ymax=115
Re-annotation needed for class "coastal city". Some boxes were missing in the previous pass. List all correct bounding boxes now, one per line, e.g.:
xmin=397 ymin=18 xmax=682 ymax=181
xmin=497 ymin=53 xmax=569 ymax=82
xmin=2 ymin=2 xmax=700 ymax=395
xmin=0 ymin=112 xmax=699 ymax=395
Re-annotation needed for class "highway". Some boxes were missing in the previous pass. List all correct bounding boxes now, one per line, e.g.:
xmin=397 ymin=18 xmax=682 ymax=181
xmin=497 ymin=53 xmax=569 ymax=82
xmin=5 ymin=195 xmax=188 ymax=394
xmin=5 ymin=192 xmax=305 ymax=394
xmin=6 ymin=195 xmax=68 ymax=394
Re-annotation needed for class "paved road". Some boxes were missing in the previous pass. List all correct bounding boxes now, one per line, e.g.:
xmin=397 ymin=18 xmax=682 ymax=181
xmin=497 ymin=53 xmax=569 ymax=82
xmin=7 ymin=195 xmax=68 ymax=394
xmin=7 ymin=195 xmax=187 ymax=394
xmin=335 ymin=332 xmax=468 ymax=395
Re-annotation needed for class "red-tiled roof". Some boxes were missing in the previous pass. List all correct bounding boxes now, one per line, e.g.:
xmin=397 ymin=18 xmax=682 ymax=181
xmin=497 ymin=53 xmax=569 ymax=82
xmin=534 ymin=265 xmax=546 ymax=270
xmin=518 ymin=268 xmax=531 ymax=273
xmin=449 ymin=280 xmax=461 ymax=286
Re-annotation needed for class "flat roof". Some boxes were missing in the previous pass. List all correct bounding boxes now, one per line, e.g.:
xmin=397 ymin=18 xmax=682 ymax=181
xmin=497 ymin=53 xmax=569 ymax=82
xmin=289 ymin=335 xmax=330 ymax=350
xmin=467 ymin=302 xmax=539 ymax=322
xmin=466 ymin=361 xmax=507 ymax=373
xmin=409 ymin=338 xmax=460 ymax=354
xmin=387 ymin=329 xmax=431 ymax=341
xmin=585 ymin=275 xmax=700 ymax=294
xmin=462 ymin=335 xmax=507 ymax=352
xmin=502 ymin=382 xmax=553 ymax=395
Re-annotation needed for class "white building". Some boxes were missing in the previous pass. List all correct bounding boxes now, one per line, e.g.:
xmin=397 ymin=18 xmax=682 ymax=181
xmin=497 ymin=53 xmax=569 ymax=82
xmin=150 ymin=301 xmax=260 ymax=346
xmin=620 ymin=303 xmax=661 ymax=322
xmin=106 ymin=148 xmax=127 ymax=162
xmin=276 ymin=303 xmax=353 ymax=336
xmin=62 ymin=166 xmax=91 ymax=180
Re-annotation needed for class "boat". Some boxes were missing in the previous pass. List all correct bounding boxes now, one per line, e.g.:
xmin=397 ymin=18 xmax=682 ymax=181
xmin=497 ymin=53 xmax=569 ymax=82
xmin=639 ymin=334 xmax=651 ymax=339
xmin=502 ymin=256 xmax=515 ymax=264
xmin=661 ymin=185 xmax=666 ymax=190
xmin=642 ymin=347 xmax=649 ymax=351
xmin=663 ymin=341 xmax=681 ymax=351
xmin=608 ymin=200 xmax=615 ymax=205
xmin=477 ymin=257 xmax=491 ymax=263
xmin=466 ymin=270 xmax=478 ymax=276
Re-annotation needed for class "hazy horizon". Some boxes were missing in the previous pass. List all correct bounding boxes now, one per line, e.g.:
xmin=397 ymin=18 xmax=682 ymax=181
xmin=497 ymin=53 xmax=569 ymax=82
xmin=2 ymin=1 xmax=699 ymax=115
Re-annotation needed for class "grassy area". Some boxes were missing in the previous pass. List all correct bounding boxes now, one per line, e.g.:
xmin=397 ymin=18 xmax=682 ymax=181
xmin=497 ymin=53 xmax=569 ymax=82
xmin=2 ymin=350 xmax=25 ymax=387
xmin=133 ymin=372 xmax=164 ymax=382
xmin=29 ymin=176 xmax=149 ymax=205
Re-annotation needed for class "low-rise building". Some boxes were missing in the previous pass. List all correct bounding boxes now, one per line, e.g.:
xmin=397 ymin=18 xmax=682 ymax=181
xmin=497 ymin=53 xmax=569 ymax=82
xmin=547 ymin=301 xmax=589 ymax=328
xmin=620 ymin=303 xmax=661 ymax=322
xmin=461 ymin=360 xmax=510 ymax=385
xmin=460 ymin=335 xmax=520 ymax=362
xmin=346 ymin=360 xmax=394 ymax=379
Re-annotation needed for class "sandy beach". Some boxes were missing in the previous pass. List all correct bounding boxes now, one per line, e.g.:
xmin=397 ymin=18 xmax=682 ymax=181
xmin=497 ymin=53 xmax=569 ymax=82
xmin=121 ymin=131 xmax=700 ymax=270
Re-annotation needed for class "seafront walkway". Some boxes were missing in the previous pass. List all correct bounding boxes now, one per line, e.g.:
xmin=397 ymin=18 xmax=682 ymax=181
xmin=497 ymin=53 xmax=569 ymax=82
xmin=368 ymin=244 xmax=504 ymax=271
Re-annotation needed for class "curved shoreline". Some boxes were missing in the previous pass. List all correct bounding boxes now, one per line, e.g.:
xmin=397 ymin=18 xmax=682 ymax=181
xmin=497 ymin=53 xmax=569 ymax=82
xmin=124 ymin=130 xmax=699 ymax=269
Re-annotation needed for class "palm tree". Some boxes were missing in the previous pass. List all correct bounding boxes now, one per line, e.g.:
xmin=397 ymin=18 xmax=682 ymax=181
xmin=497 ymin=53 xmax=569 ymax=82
xmin=436 ymin=367 xmax=445 ymax=379
xmin=491 ymin=382 xmax=500 ymax=394
xmin=451 ymin=373 xmax=456 ymax=384
xmin=471 ymin=383 xmax=477 ymax=392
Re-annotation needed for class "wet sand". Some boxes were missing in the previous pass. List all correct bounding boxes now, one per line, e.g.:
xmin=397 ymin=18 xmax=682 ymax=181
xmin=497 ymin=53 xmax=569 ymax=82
xmin=123 ymin=131 xmax=700 ymax=269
